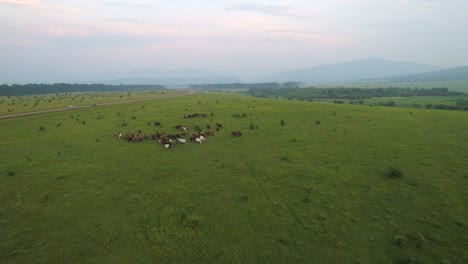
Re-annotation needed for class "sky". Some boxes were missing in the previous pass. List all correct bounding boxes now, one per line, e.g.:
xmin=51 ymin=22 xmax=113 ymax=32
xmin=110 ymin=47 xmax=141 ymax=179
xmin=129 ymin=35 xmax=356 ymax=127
xmin=1 ymin=0 xmax=467 ymax=79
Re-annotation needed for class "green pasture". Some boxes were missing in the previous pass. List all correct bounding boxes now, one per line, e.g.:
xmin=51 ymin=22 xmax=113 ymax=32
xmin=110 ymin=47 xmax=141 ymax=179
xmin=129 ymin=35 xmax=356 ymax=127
xmin=1 ymin=93 xmax=467 ymax=263
xmin=319 ymin=80 xmax=468 ymax=93
xmin=364 ymin=95 xmax=468 ymax=107
xmin=0 ymin=90 xmax=186 ymax=115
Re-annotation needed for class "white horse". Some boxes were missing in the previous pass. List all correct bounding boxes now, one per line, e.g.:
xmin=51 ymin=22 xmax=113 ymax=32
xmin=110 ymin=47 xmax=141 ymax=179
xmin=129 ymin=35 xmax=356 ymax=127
xmin=199 ymin=135 xmax=206 ymax=143
xmin=177 ymin=138 xmax=188 ymax=144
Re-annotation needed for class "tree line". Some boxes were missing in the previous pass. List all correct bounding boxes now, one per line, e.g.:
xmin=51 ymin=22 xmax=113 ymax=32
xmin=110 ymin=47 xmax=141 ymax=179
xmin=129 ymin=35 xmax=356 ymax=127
xmin=247 ymin=87 xmax=463 ymax=100
xmin=0 ymin=83 xmax=166 ymax=96
xmin=189 ymin=82 xmax=301 ymax=90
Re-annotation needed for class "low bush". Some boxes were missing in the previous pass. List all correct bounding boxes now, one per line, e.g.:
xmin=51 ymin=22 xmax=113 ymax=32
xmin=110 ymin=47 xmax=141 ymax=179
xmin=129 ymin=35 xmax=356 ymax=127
xmin=393 ymin=235 xmax=407 ymax=246
xmin=5 ymin=170 xmax=15 ymax=177
xmin=387 ymin=167 xmax=403 ymax=178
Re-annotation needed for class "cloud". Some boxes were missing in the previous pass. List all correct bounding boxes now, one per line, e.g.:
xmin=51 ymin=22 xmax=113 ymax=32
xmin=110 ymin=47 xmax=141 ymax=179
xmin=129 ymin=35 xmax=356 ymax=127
xmin=0 ymin=0 xmax=80 ymax=13
xmin=416 ymin=1 xmax=437 ymax=12
xmin=225 ymin=1 xmax=312 ymax=19
xmin=101 ymin=1 xmax=155 ymax=9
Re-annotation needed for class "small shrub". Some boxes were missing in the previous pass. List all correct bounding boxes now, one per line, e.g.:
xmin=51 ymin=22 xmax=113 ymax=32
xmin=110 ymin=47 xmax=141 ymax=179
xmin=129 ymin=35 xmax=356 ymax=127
xmin=183 ymin=214 xmax=203 ymax=229
xmin=5 ymin=170 xmax=15 ymax=177
xmin=131 ymin=116 xmax=136 ymax=120
xmin=387 ymin=167 xmax=403 ymax=178
xmin=280 ymin=155 xmax=290 ymax=161
xmin=240 ymin=195 xmax=249 ymax=203
xmin=393 ymin=235 xmax=407 ymax=246
xmin=56 ymin=123 xmax=61 ymax=127
xmin=280 ymin=119 xmax=285 ymax=126
xmin=38 ymin=126 xmax=45 ymax=131
xmin=249 ymin=121 xmax=255 ymax=130
xmin=316 ymin=120 xmax=321 ymax=125
xmin=120 ymin=122 xmax=128 ymax=127
xmin=42 ymin=191 xmax=50 ymax=202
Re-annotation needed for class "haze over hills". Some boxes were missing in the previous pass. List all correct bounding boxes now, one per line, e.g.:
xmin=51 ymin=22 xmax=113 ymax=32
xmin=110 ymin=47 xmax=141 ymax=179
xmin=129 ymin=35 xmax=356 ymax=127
xmin=376 ymin=65 xmax=468 ymax=83
xmin=100 ymin=69 xmax=240 ymax=86
xmin=2 ymin=58 xmax=462 ymax=86
xmin=265 ymin=58 xmax=441 ymax=84
xmin=0 ymin=68 xmax=239 ymax=86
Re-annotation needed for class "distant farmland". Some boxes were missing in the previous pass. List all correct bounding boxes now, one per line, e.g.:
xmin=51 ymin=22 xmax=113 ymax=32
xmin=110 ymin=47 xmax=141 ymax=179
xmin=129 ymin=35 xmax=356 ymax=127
xmin=1 ymin=92 xmax=467 ymax=263
xmin=318 ymin=79 xmax=468 ymax=93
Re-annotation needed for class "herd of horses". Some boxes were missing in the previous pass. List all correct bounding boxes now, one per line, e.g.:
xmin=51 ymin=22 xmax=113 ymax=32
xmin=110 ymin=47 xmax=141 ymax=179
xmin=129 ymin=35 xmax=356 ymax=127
xmin=118 ymin=119 xmax=242 ymax=149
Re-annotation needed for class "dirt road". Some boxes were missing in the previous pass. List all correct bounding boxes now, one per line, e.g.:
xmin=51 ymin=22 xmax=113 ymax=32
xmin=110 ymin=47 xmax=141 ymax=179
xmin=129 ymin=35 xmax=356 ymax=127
xmin=0 ymin=90 xmax=196 ymax=120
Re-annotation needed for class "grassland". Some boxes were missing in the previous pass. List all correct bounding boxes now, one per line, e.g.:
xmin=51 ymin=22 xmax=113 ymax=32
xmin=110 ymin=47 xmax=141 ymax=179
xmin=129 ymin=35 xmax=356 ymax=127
xmin=318 ymin=79 xmax=468 ymax=93
xmin=1 ymin=92 xmax=467 ymax=263
xmin=0 ymin=90 xmax=187 ymax=115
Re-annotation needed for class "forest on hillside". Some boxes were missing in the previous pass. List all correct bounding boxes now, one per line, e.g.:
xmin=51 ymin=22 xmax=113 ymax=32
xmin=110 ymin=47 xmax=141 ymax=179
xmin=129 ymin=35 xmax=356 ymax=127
xmin=247 ymin=87 xmax=463 ymax=100
xmin=0 ymin=83 xmax=166 ymax=96
xmin=189 ymin=82 xmax=301 ymax=90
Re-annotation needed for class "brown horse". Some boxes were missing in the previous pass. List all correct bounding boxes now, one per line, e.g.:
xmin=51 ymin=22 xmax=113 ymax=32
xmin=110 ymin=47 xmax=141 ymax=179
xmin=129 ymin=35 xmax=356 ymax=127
xmin=231 ymin=131 xmax=242 ymax=137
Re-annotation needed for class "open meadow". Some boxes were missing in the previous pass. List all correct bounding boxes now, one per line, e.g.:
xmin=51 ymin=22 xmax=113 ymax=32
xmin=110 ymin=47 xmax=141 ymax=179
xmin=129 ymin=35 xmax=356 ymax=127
xmin=318 ymin=80 xmax=468 ymax=94
xmin=1 ymin=92 xmax=467 ymax=263
xmin=0 ymin=90 xmax=187 ymax=115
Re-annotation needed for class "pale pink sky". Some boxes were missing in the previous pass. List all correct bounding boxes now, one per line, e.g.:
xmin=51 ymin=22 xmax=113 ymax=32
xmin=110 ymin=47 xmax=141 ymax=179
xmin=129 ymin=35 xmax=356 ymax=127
xmin=1 ymin=0 xmax=467 ymax=80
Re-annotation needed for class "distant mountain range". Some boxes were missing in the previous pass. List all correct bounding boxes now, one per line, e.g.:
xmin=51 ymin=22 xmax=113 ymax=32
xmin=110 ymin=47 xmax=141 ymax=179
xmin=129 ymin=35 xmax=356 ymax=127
xmin=98 ymin=69 xmax=239 ymax=86
xmin=375 ymin=65 xmax=468 ymax=82
xmin=265 ymin=58 xmax=441 ymax=83
xmin=1 ymin=58 xmax=467 ymax=85
xmin=0 ymin=69 xmax=239 ymax=86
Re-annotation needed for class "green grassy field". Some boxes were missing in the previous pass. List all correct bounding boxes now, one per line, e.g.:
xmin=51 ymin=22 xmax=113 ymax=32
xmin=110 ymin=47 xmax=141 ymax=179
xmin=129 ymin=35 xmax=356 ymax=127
xmin=363 ymin=96 xmax=466 ymax=106
xmin=1 ymin=92 xmax=467 ymax=263
xmin=0 ymin=90 xmax=187 ymax=115
xmin=318 ymin=80 xmax=468 ymax=93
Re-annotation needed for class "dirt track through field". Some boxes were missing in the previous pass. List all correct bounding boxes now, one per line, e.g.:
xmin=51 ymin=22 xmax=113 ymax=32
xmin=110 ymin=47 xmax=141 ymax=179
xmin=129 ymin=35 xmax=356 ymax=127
xmin=0 ymin=90 xmax=196 ymax=120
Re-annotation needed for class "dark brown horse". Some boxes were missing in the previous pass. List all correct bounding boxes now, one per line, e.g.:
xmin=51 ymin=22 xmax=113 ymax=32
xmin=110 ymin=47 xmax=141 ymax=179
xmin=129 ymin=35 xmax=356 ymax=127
xmin=231 ymin=131 xmax=242 ymax=137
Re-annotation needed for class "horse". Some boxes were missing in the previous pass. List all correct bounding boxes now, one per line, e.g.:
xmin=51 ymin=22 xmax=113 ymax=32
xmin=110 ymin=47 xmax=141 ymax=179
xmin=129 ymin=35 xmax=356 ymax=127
xmin=190 ymin=134 xmax=198 ymax=142
xmin=231 ymin=131 xmax=242 ymax=137
xmin=177 ymin=138 xmax=188 ymax=144
xmin=167 ymin=134 xmax=181 ymax=140
xmin=199 ymin=135 xmax=206 ymax=143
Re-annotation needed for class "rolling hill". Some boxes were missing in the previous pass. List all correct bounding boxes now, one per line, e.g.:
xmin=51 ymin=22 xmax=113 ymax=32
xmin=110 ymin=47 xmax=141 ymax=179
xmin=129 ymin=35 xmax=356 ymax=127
xmin=266 ymin=58 xmax=440 ymax=83
xmin=380 ymin=65 xmax=468 ymax=82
